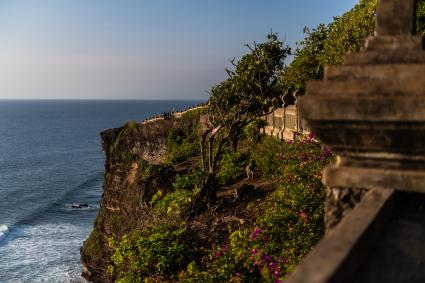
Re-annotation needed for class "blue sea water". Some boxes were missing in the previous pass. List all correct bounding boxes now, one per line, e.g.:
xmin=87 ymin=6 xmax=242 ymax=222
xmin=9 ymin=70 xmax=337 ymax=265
xmin=0 ymin=100 xmax=202 ymax=282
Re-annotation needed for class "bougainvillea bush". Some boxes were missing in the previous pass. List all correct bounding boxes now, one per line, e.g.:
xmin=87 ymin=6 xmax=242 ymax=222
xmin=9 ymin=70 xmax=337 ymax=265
xmin=180 ymin=135 xmax=334 ymax=282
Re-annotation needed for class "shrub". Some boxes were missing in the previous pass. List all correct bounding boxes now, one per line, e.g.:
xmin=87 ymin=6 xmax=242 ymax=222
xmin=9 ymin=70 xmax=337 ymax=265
xmin=153 ymin=170 xmax=206 ymax=217
xmin=180 ymin=135 xmax=335 ymax=281
xmin=217 ymin=151 xmax=247 ymax=185
xmin=110 ymin=226 xmax=194 ymax=282
xmin=250 ymin=136 xmax=283 ymax=180
xmin=243 ymin=119 xmax=267 ymax=146
xmin=165 ymin=129 xmax=199 ymax=164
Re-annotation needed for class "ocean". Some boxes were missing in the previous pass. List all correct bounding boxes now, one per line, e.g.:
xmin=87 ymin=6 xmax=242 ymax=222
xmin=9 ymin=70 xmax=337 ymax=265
xmin=0 ymin=100 xmax=202 ymax=282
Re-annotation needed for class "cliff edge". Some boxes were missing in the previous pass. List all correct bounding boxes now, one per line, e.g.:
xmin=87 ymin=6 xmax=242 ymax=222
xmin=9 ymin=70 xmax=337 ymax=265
xmin=80 ymin=119 xmax=179 ymax=282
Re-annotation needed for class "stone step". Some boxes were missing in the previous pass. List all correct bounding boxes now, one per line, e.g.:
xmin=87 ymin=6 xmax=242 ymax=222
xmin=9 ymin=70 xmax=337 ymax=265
xmin=307 ymin=79 xmax=425 ymax=97
xmin=299 ymin=121 xmax=425 ymax=156
xmin=324 ymin=166 xmax=425 ymax=193
xmin=325 ymin=64 xmax=425 ymax=81
xmin=299 ymin=96 xmax=425 ymax=121
xmin=344 ymin=50 xmax=425 ymax=65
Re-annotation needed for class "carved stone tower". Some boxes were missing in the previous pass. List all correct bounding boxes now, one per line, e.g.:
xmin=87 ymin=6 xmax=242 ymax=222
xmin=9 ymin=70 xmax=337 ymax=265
xmin=287 ymin=1 xmax=425 ymax=282
xmin=300 ymin=0 xmax=425 ymax=193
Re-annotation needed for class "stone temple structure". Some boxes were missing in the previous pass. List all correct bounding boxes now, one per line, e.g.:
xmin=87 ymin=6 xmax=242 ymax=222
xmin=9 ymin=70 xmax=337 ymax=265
xmin=286 ymin=0 xmax=425 ymax=282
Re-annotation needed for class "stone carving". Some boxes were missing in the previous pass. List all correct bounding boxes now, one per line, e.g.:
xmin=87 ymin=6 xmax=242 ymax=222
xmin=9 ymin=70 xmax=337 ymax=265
xmin=299 ymin=0 xmax=425 ymax=193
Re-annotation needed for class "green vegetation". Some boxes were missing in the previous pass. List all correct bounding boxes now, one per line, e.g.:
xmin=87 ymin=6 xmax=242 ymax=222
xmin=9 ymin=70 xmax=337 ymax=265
xmin=217 ymin=151 xmax=247 ymax=185
xmin=179 ymin=135 xmax=334 ymax=282
xmin=280 ymin=0 xmax=377 ymax=94
xmin=153 ymin=170 xmax=206 ymax=218
xmin=280 ymin=0 xmax=425 ymax=95
xmin=202 ymin=32 xmax=290 ymax=175
xmin=104 ymin=1 xmax=425 ymax=281
xmin=83 ymin=229 xmax=105 ymax=258
xmin=108 ymin=134 xmax=333 ymax=282
xmin=165 ymin=109 xmax=205 ymax=164
xmin=110 ymin=226 xmax=194 ymax=282
xmin=243 ymin=119 xmax=267 ymax=146
xmin=165 ymin=129 xmax=199 ymax=164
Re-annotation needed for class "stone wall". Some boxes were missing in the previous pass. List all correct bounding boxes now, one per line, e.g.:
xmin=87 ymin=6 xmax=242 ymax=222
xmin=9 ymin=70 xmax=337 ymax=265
xmin=263 ymin=105 xmax=309 ymax=140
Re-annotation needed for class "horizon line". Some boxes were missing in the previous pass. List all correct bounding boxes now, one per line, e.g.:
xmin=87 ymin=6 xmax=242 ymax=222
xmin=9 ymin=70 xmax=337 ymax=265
xmin=0 ymin=98 xmax=207 ymax=102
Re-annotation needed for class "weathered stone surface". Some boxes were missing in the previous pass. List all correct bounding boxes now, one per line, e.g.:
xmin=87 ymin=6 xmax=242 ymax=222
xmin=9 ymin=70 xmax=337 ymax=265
xmin=307 ymin=78 xmax=425 ymax=97
xmin=345 ymin=49 xmax=425 ymax=65
xmin=364 ymin=35 xmax=423 ymax=51
xmin=298 ymin=6 xmax=425 ymax=192
xmin=351 ymin=192 xmax=425 ymax=283
xmin=374 ymin=0 xmax=416 ymax=36
xmin=292 ymin=0 xmax=425 ymax=281
xmin=325 ymin=188 xmax=369 ymax=231
xmin=81 ymin=119 xmax=182 ymax=282
xmin=324 ymin=165 xmax=425 ymax=193
xmin=302 ymin=96 xmax=425 ymax=120
xmin=325 ymin=64 xmax=425 ymax=80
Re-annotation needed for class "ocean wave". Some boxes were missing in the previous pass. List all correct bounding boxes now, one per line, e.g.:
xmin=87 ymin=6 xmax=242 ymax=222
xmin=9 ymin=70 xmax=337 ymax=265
xmin=0 ymin=223 xmax=90 ymax=282
xmin=0 ymin=224 xmax=9 ymax=241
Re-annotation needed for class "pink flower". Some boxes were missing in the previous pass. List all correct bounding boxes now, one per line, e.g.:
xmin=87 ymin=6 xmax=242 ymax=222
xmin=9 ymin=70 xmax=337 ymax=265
xmin=263 ymin=255 xmax=271 ymax=262
xmin=324 ymin=146 xmax=333 ymax=157
xmin=250 ymin=227 xmax=263 ymax=240
xmin=235 ymin=272 xmax=241 ymax=277
xmin=272 ymin=270 xmax=280 ymax=277
xmin=263 ymin=234 xmax=269 ymax=243
xmin=269 ymin=262 xmax=277 ymax=269
xmin=251 ymin=248 xmax=258 ymax=255
xmin=214 ymin=251 xmax=221 ymax=257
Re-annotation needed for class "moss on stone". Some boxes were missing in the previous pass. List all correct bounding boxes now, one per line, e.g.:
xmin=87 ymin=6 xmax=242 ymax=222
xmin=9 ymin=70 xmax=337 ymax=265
xmin=83 ymin=229 xmax=104 ymax=258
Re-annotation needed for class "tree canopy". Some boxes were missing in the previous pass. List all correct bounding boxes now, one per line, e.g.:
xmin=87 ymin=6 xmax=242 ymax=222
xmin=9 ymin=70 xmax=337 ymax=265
xmin=280 ymin=0 xmax=425 ymax=96
xmin=209 ymin=33 xmax=290 ymax=141
xmin=280 ymin=0 xmax=377 ymax=95
xmin=203 ymin=33 xmax=290 ymax=174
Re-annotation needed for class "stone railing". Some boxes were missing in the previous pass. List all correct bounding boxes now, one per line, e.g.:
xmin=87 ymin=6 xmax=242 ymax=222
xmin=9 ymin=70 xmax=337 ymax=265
xmin=141 ymin=103 xmax=207 ymax=125
xmin=263 ymin=105 xmax=309 ymax=141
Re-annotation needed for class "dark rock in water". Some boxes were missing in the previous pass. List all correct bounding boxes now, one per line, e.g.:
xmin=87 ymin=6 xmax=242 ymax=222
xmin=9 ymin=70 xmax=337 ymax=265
xmin=72 ymin=203 xmax=89 ymax=209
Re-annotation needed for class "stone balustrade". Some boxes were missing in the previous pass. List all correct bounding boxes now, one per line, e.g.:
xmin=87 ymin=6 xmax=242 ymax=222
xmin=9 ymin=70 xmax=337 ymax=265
xmin=140 ymin=103 xmax=207 ymax=125
xmin=263 ymin=105 xmax=309 ymax=140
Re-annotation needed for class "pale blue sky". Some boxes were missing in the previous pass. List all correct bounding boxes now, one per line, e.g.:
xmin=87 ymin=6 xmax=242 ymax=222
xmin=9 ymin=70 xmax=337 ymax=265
xmin=0 ymin=0 xmax=358 ymax=100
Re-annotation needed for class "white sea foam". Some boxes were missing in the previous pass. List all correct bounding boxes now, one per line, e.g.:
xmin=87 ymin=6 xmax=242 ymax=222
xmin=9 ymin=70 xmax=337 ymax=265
xmin=0 ymin=224 xmax=9 ymax=241
xmin=0 ymin=223 xmax=89 ymax=282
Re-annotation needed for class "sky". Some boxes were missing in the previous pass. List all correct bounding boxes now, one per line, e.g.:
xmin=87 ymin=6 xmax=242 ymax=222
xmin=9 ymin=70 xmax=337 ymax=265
xmin=0 ymin=0 xmax=359 ymax=100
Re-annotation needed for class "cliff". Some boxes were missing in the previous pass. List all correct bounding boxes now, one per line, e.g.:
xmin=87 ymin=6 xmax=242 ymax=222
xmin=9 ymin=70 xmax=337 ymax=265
xmin=80 ymin=108 xmax=331 ymax=282
xmin=80 ymin=119 xmax=180 ymax=282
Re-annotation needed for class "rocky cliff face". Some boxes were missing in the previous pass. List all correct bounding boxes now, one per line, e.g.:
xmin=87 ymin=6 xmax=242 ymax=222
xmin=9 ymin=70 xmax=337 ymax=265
xmin=80 ymin=119 xmax=181 ymax=282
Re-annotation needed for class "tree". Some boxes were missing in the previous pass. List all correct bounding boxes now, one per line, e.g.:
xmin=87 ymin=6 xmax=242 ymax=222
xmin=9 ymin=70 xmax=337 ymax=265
xmin=280 ymin=24 xmax=329 ymax=95
xmin=319 ymin=0 xmax=377 ymax=66
xmin=279 ymin=0 xmax=377 ymax=95
xmin=197 ymin=33 xmax=290 ymax=205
